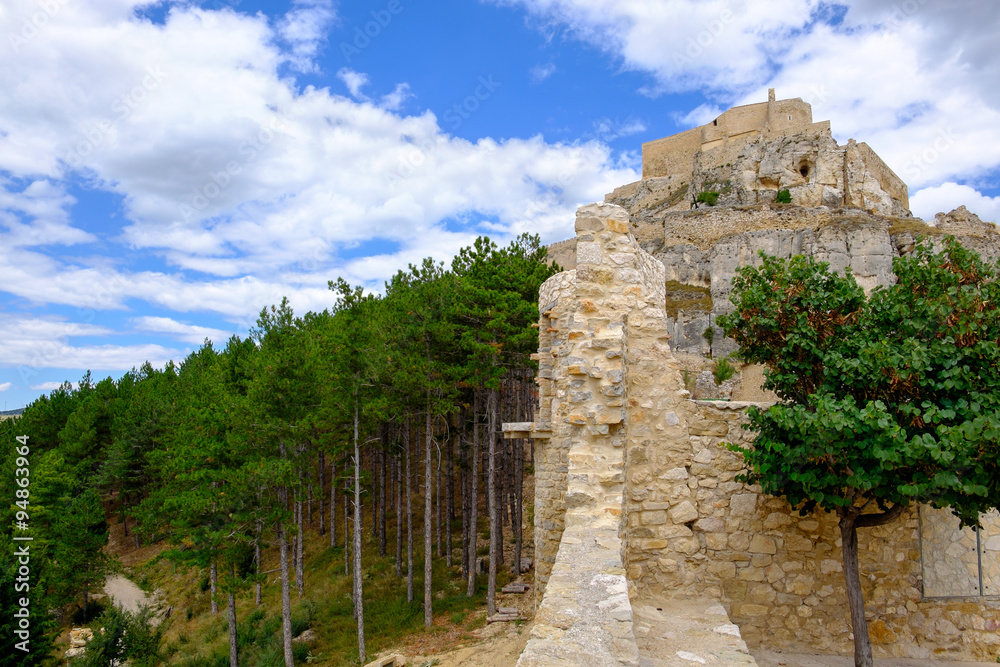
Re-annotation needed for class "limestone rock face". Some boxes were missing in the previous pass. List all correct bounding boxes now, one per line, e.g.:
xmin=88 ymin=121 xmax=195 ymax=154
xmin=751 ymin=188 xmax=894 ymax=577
xmin=612 ymin=126 xmax=911 ymax=221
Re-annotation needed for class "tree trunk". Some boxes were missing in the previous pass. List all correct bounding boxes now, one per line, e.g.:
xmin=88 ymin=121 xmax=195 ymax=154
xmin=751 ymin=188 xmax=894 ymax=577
xmin=330 ymin=459 xmax=337 ymax=548
xmin=319 ymin=451 xmax=326 ymax=536
xmin=839 ymin=511 xmax=872 ymax=667
xmin=353 ymin=398 xmax=366 ymax=665
xmin=406 ymin=415 xmax=414 ymax=603
xmin=228 ymin=577 xmax=238 ymax=667
xmin=436 ymin=436 xmax=443 ymax=558
xmin=255 ymin=534 xmax=262 ymax=606
xmin=487 ymin=389 xmax=498 ymax=616
xmin=210 ymin=561 xmax=218 ymax=615
xmin=395 ymin=452 xmax=403 ymax=578
xmin=513 ymin=438 xmax=523 ymax=576
xmin=446 ymin=428 xmax=454 ymax=568
xmin=279 ymin=522 xmax=294 ymax=667
xmin=296 ymin=493 xmax=304 ymax=598
xmin=379 ymin=429 xmax=387 ymax=558
xmin=83 ymin=590 xmax=88 ymax=620
xmin=344 ymin=475 xmax=350 ymax=576
xmin=424 ymin=401 xmax=433 ymax=628
xmin=467 ymin=392 xmax=480 ymax=597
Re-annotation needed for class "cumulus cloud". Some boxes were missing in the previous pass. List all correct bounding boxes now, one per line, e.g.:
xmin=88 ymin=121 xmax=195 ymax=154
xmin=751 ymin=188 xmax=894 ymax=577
xmin=910 ymin=183 xmax=1000 ymax=224
xmin=494 ymin=0 xmax=1000 ymax=200
xmin=132 ymin=316 xmax=233 ymax=345
xmin=0 ymin=317 xmax=181 ymax=371
xmin=0 ymin=382 xmax=12 ymax=392
xmin=0 ymin=0 xmax=636 ymax=332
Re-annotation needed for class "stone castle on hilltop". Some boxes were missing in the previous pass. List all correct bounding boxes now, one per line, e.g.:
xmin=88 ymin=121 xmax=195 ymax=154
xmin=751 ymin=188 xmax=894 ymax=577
xmin=511 ymin=94 xmax=1000 ymax=666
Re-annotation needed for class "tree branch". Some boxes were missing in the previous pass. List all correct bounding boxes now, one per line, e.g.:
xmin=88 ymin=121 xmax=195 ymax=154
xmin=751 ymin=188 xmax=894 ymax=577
xmin=855 ymin=502 xmax=907 ymax=528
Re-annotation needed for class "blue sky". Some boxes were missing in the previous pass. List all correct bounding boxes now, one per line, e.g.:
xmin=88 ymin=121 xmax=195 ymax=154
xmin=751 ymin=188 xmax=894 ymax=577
xmin=2 ymin=0 xmax=1000 ymax=409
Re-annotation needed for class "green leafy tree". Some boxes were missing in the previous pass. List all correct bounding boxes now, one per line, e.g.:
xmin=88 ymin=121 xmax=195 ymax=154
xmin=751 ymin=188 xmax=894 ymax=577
xmin=78 ymin=604 xmax=163 ymax=667
xmin=718 ymin=238 xmax=1000 ymax=667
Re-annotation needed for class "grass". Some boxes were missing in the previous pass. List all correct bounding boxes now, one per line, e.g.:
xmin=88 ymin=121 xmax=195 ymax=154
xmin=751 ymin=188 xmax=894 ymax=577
xmin=139 ymin=514 xmax=505 ymax=667
xmin=887 ymin=217 xmax=945 ymax=237
xmin=664 ymin=281 xmax=713 ymax=319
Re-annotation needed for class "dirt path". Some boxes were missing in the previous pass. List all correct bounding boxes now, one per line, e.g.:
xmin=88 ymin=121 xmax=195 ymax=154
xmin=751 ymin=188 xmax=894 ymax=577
xmin=103 ymin=574 xmax=151 ymax=614
xmin=410 ymin=620 xmax=532 ymax=667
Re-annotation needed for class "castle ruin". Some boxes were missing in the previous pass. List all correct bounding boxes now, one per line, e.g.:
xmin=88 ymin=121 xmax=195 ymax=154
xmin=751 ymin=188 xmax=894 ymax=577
xmin=512 ymin=94 xmax=1000 ymax=666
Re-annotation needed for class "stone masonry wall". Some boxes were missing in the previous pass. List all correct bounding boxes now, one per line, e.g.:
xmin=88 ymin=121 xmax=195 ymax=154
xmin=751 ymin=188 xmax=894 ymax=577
xmin=520 ymin=202 xmax=680 ymax=666
xmin=627 ymin=400 xmax=1000 ymax=661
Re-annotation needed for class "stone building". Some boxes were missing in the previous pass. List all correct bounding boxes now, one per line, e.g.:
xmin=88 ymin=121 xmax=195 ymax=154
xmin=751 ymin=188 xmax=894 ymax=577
xmin=514 ymin=97 xmax=1000 ymax=665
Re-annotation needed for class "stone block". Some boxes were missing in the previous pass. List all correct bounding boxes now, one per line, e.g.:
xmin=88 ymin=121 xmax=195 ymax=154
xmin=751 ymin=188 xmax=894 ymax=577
xmin=749 ymin=535 xmax=777 ymax=554
xmin=688 ymin=419 xmax=729 ymax=436
xmin=670 ymin=501 xmax=700 ymax=524
xmin=576 ymin=241 xmax=602 ymax=265
xmin=729 ymin=493 xmax=758 ymax=517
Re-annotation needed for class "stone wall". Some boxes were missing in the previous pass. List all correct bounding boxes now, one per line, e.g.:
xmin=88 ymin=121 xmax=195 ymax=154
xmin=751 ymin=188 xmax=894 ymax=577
xmin=524 ymin=204 xmax=1000 ymax=665
xmin=626 ymin=401 xmax=1000 ymax=661
xmin=642 ymin=93 xmax=819 ymax=181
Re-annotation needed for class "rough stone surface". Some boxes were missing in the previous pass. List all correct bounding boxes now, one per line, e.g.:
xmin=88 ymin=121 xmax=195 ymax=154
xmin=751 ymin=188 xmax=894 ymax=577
xmin=520 ymin=201 xmax=1000 ymax=666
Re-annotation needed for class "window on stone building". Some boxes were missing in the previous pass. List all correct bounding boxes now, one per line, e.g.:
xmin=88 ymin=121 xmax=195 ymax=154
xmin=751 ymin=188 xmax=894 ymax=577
xmin=920 ymin=505 xmax=999 ymax=598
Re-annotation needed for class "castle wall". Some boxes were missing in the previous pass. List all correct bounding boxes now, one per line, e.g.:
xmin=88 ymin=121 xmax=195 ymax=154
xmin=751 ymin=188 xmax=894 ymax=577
xmin=627 ymin=400 xmax=1000 ymax=660
xmin=524 ymin=203 xmax=1000 ymax=665
xmin=642 ymin=96 xmax=816 ymax=180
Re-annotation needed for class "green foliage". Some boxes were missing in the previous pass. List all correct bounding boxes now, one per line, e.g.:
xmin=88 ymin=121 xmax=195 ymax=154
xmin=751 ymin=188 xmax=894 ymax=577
xmin=775 ymin=189 xmax=792 ymax=204
xmin=696 ymin=191 xmax=719 ymax=206
xmin=712 ymin=356 xmax=736 ymax=385
xmin=717 ymin=238 xmax=1000 ymax=524
xmin=78 ymin=605 xmax=164 ymax=667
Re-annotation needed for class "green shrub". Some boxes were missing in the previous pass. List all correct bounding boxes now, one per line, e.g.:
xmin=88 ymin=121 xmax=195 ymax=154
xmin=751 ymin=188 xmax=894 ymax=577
xmin=713 ymin=356 xmax=736 ymax=385
xmin=696 ymin=191 xmax=719 ymax=206
xmin=776 ymin=189 xmax=792 ymax=204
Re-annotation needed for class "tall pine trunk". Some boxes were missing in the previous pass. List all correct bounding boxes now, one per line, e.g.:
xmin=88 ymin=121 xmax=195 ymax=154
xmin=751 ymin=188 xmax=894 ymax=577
xmin=467 ymin=392 xmax=480 ymax=597
xmin=395 ymin=451 xmax=403 ymax=578
xmin=446 ymin=428 xmax=454 ymax=568
xmin=210 ymin=561 xmax=218 ymax=615
xmin=319 ymin=451 xmax=326 ymax=535
xmin=379 ymin=429 xmax=387 ymax=557
xmin=254 ymin=525 xmax=262 ymax=606
xmin=353 ymin=397 xmax=366 ymax=665
xmin=405 ymin=416 xmax=414 ymax=603
xmin=330 ymin=459 xmax=337 ymax=548
xmin=279 ymin=521 xmax=294 ymax=667
xmin=296 ymin=492 xmax=304 ymax=598
xmin=228 ymin=567 xmax=238 ymax=667
xmin=486 ymin=388 xmax=498 ymax=616
xmin=424 ymin=398 xmax=433 ymax=627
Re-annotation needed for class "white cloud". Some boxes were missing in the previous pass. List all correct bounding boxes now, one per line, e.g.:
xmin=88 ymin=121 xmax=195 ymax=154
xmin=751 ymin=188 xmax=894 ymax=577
xmin=0 ymin=382 xmax=11 ymax=392
xmin=674 ymin=103 xmax=723 ymax=128
xmin=530 ymin=63 xmax=557 ymax=83
xmin=380 ymin=83 xmax=412 ymax=111
xmin=0 ymin=317 xmax=182 ymax=371
xmin=337 ymin=67 xmax=370 ymax=99
xmin=0 ymin=0 xmax=636 ymax=328
xmin=592 ymin=118 xmax=647 ymax=142
xmin=30 ymin=382 xmax=77 ymax=392
xmin=910 ymin=183 xmax=1000 ymax=224
xmin=494 ymin=0 xmax=1000 ymax=204
xmin=278 ymin=0 xmax=337 ymax=71
xmin=132 ymin=316 xmax=233 ymax=345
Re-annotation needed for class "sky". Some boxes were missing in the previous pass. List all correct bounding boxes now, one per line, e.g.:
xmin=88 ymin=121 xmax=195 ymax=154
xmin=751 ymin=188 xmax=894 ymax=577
xmin=2 ymin=0 xmax=1000 ymax=410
